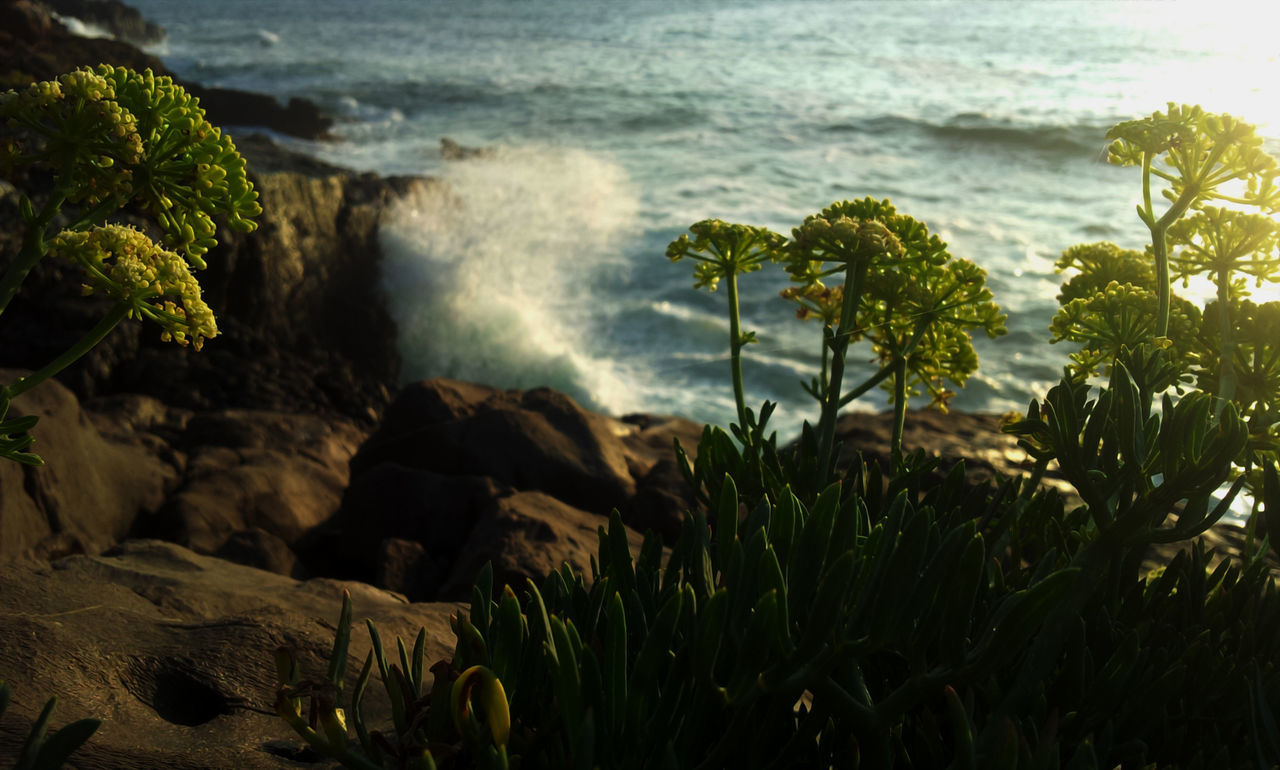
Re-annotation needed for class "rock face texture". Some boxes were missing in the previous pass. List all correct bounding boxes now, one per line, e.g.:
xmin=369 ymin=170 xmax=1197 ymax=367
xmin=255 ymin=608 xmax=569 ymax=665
xmin=0 ymin=138 xmax=425 ymax=424
xmin=0 ymin=540 xmax=458 ymax=770
xmin=299 ymin=378 xmax=702 ymax=601
xmin=0 ymin=373 xmax=367 ymax=566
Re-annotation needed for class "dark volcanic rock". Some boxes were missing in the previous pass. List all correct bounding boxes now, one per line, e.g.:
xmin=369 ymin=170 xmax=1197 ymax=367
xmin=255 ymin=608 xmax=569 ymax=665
xmin=44 ymin=0 xmax=164 ymax=43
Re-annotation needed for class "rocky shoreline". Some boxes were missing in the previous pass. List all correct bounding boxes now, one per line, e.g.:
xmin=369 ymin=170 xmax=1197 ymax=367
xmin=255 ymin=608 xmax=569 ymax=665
xmin=0 ymin=2 xmax=1269 ymax=766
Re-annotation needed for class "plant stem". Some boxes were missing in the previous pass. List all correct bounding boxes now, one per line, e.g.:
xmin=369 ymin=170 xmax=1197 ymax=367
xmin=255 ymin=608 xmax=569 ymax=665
xmin=891 ymin=357 xmax=908 ymax=469
xmin=726 ymin=270 xmax=750 ymax=439
xmin=1215 ymin=266 xmax=1237 ymax=419
xmin=5 ymin=302 xmax=131 ymax=399
xmin=1144 ymin=153 xmax=1202 ymax=338
xmin=817 ymin=261 xmax=867 ymax=488
xmin=1020 ymin=456 xmax=1050 ymax=501
xmin=0 ymin=192 xmax=65 ymax=319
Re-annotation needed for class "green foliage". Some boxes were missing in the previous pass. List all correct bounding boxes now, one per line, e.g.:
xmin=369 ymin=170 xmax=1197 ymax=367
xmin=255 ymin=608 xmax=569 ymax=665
xmin=0 ymin=681 xmax=101 ymax=770
xmin=274 ymin=588 xmax=513 ymax=770
xmin=0 ymin=65 xmax=259 ymax=464
xmin=1049 ymin=104 xmax=1280 ymax=517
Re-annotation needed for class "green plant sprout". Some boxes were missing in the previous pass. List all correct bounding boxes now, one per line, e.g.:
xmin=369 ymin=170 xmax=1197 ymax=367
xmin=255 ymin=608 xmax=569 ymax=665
xmin=0 ymin=681 xmax=100 ymax=770
xmin=275 ymin=587 xmax=513 ymax=770
xmin=0 ymin=65 xmax=260 ymax=464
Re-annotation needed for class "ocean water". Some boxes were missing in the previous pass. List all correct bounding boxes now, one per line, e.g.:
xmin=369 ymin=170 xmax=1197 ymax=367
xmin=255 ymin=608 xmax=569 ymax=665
xmin=125 ymin=0 xmax=1279 ymax=443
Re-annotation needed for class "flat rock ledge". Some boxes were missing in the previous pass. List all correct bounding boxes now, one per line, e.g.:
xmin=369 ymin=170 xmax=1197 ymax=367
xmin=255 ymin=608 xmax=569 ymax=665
xmin=0 ymin=540 xmax=459 ymax=769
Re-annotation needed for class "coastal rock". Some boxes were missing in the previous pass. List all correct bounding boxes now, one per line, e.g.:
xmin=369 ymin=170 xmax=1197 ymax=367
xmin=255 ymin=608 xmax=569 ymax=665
xmin=0 ymin=372 xmax=370 ymax=575
xmin=295 ymin=466 xmax=506 ymax=593
xmin=616 ymin=413 xmax=703 ymax=544
xmin=350 ymin=379 xmax=638 ymax=514
xmin=0 ymin=0 xmax=59 ymax=41
xmin=0 ymin=539 xmax=459 ymax=769
xmin=0 ymin=3 xmax=332 ymax=140
xmin=834 ymin=408 xmax=1037 ymax=485
xmin=131 ymin=409 xmax=367 ymax=560
xmin=184 ymin=86 xmax=334 ymax=141
xmin=0 ymin=371 xmax=178 ymax=561
xmin=43 ymin=0 xmax=164 ymax=44
xmin=299 ymin=381 xmax=701 ymax=599
xmin=437 ymin=489 xmax=647 ymax=601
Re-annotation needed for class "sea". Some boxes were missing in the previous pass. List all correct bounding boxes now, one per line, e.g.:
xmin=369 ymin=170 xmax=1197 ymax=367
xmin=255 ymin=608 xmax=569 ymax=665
xmin=103 ymin=1 xmax=1278 ymax=461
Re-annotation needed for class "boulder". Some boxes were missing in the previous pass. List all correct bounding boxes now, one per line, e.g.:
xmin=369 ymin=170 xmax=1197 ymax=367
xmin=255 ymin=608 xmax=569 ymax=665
xmin=133 ymin=409 xmax=366 ymax=559
xmin=42 ymin=0 xmax=164 ymax=43
xmin=0 ymin=540 xmax=460 ymax=769
xmin=186 ymin=86 xmax=333 ymax=141
xmin=0 ymin=370 xmax=179 ymax=560
xmin=438 ymin=490 xmax=647 ymax=601
xmin=295 ymin=466 xmax=506 ymax=589
xmin=351 ymin=379 xmax=638 ymax=515
xmin=303 ymin=382 xmax=701 ymax=598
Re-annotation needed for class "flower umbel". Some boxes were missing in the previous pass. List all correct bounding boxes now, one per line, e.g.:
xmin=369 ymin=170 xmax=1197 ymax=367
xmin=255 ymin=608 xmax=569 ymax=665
xmin=51 ymin=225 xmax=217 ymax=349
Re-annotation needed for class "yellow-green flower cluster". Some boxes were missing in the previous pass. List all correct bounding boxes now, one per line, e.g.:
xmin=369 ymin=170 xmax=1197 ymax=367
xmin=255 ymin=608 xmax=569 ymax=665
xmin=666 ymin=219 xmax=787 ymax=291
xmin=50 ymin=225 xmax=217 ymax=349
xmin=864 ymin=256 xmax=1004 ymax=409
xmin=96 ymin=65 xmax=261 ymax=266
xmin=1054 ymin=242 xmax=1156 ymax=304
xmin=1 ymin=65 xmax=261 ymax=266
xmin=1107 ymin=103 xmax=1280 ymax=212
xmin=780 ymin=282 xmax=844 ymax=327
xmin=1051 ymin=280 xmax=1199 ymax=380
xmin=783 ymin=198 xmax=1005 ymax=406
xmin=0 ymin=68 xmax=144 ymax=209
xmin=1169 ymin=206 xmax=1280 ymax=296
xmin=1194 ymin=298 xmax=1280 ymax=415
xmin=786 ymin=198 xmax=906 ymax=282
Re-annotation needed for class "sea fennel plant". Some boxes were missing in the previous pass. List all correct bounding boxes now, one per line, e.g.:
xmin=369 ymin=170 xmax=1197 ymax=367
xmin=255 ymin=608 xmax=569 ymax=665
xmin=0 ymin=64 xmax=260 ymax=464
xmin=1034 ymin=105 xmax=1280 ymax=522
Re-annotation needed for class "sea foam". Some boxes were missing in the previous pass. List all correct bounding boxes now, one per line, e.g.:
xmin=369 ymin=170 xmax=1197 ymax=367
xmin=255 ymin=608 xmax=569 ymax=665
xmin=379 ymin=144 xmax=644 ymax=415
